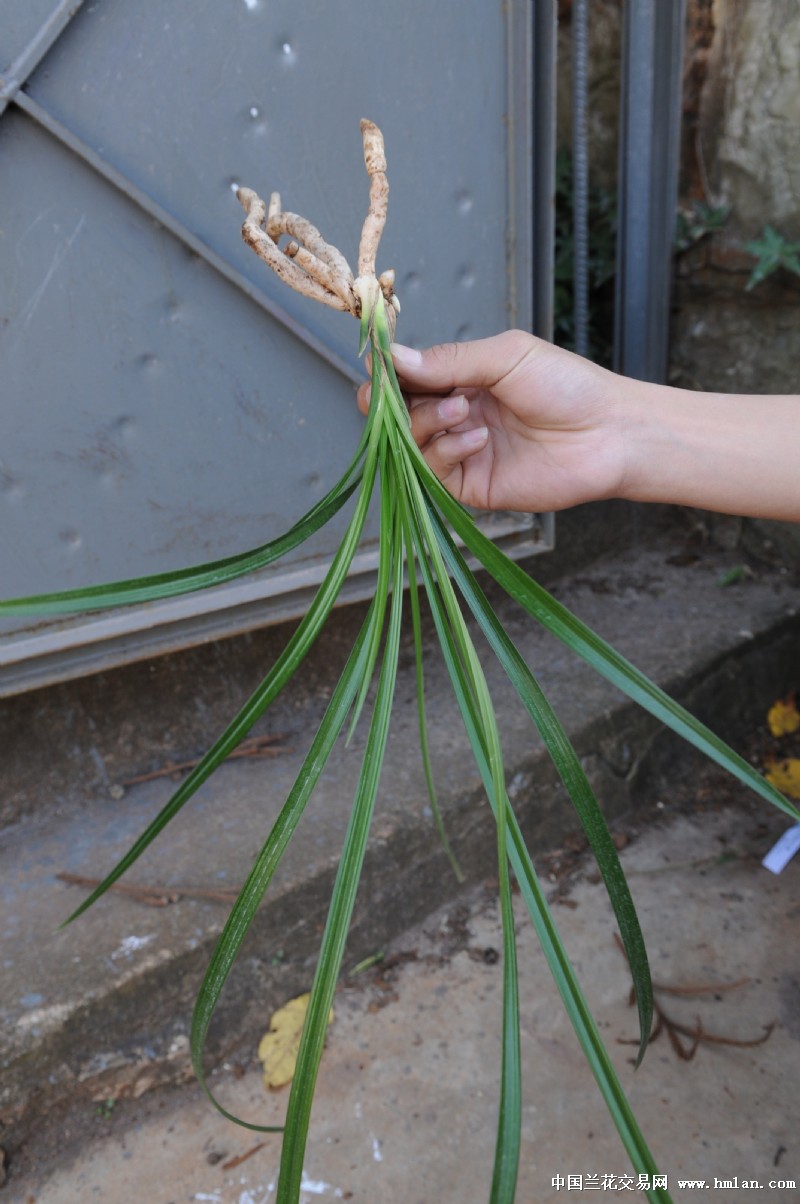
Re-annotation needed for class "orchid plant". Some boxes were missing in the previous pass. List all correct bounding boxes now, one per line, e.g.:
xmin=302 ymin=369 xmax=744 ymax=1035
xmin=3 ymin=121 xmax=796 ymax=1204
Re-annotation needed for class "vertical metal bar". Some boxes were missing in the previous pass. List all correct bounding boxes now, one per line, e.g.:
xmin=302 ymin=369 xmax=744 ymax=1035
xmin=614 ymin=0 xmax=686 ymax=382
xmin=615 ymin=2 xmax=656 ymax=378
xmin=572 ymin=0 xmax=590 ymax=357
xmin=507 ymin=0 xmax=533 ymax=332
xmin=531 ymin=0 xmax=558 ymax=341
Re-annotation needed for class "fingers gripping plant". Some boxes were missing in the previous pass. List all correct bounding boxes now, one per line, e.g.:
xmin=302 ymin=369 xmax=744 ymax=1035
xmin=5 ymin=122 xmax=798 ymax=1204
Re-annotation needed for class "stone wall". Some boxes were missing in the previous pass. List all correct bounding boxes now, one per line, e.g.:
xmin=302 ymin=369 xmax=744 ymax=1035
xmin=674 ymin=0 xmax=800 ymax=388
xmin=672 ymin=0 xmax=800 ymax=561
xmin=697 ymin=0 xmax=800 ymax=237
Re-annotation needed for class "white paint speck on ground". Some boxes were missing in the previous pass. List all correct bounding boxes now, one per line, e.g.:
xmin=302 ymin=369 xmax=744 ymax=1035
xmin=297 ymin=1170 xmax=343 ymax=1197
xmin=111 ymin=934 xmax=155 ymax=960
xmin=299 ymin=1170 xmax=329 ymax=1194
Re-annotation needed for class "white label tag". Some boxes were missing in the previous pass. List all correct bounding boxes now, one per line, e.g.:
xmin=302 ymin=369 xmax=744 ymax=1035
xmin=762 ymin=823 xmax=800 ymax=875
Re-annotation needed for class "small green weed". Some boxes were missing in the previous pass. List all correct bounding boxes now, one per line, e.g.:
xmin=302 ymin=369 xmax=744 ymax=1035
xmin=674 ymin=200 xmax=729 ymax=253
xmin=744 ymin=225 xmax=800 ymax=290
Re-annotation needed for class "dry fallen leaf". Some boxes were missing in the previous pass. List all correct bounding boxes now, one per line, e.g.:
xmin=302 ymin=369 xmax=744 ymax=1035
xmin=258 ymin=993 xmax=334 ymax=1090
xmin=765 ymin=758 xmax=800 ymax=799
xmin=767 ymin=694 xmax=800 ymax=738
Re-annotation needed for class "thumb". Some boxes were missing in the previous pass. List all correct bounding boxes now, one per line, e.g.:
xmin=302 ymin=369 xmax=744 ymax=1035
xmin=390 ymin=330 xmax=535 ymax=392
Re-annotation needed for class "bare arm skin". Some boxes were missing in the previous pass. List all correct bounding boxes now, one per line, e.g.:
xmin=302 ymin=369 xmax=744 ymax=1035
xmin=356 ymin=330 xmax=800 ymax=523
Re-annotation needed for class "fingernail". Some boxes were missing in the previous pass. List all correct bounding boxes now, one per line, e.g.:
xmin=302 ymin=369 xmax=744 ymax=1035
xmin=463 ymin=426 xmax=488 ymax=447
xmin=438 ymin=395 xmax=467 ymax=421
xmin=390 ymin=342 xmax=422 ymax=368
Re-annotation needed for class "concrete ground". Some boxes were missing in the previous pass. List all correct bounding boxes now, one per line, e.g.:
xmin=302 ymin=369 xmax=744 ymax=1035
xmin=6 ymin=792 xmax=799 ymax=1204
xmin=2 ymin=518 xmax=800 ymax=1203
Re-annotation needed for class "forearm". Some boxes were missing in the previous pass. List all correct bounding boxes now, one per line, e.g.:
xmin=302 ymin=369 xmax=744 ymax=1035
xmin=618 ymin=380 xmax=800 ymax=522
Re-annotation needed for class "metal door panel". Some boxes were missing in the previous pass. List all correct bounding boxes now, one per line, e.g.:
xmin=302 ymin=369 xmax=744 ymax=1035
xmin=1 ymin=0 xmax=553 ymax=695
xmin=1 ymin=0 xmax=70 ymax=76
xmin=26 ymin=0 xmax=512 ymax=361
xmin=1 ymin=108 xmax=363 ymax=586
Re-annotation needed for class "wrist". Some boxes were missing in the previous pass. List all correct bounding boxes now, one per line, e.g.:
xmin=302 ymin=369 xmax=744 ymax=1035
xmin=613 ymin=377 xmax=731 ymax=508
xmin=613 ymin=376 xmax=676 ymax=505
xmin=581 ymin=363 xmax=647 ymax=505
xmin=614 ymin=381 xmax=800 ymax=521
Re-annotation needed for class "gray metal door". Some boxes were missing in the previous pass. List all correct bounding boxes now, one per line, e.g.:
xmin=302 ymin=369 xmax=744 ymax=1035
xmin=1 ymin=0 xmax=555 ymax=696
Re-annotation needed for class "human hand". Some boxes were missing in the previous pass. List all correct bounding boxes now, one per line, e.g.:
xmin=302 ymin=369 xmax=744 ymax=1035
xmin=356 ymin=330 xmax=629 ymax=512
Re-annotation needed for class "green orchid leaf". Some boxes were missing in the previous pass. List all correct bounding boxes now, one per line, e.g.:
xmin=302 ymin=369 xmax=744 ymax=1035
xmin=430 ymin=503 xmax=652 ymax=1065
xmin=62 ymin=450 xmax=379 ymax=926
xmin=0 ymin=434 xmax=368 ymax=616
xmin=191 ymin=601 xmax=376 ymax=1129
xmin=402 ymin=486 xmax=667 ymax=1201
xmin=412 ymin=530 xmax=669 ymax=1203
xmin=403 ymin=518 xmax=464 ymax=882
xmin=396 ymin=463 xmax=522 ymax=1204
xmin=346 ymin=430 xmax=396 ymax=743
xmin=276 ymin=505 xmax=405 ymax=1203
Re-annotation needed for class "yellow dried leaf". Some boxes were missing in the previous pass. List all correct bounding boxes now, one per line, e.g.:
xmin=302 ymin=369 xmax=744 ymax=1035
xmin=767 ymin=695 xmax=800 ymax=738
xmin=765 ymin=758 xmax=800 ymax=799
xmin=257 ymin=993 xmax=334 ymax=1090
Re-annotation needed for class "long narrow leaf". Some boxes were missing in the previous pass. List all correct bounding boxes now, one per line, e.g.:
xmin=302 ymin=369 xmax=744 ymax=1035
xmin=396 ymin=456 xmax=521 ymax=1203
xmin=490 ymin=815 xmax=521 ymax=1204
xmin=402 ymin=524 xmax=464 ymax=882
xmin=429 ymin=500 xmax=652 ymax=1064
xmin=413 ymin=527 xmax=671 ymax=1204
xmin=276 ymin=502 xmax=406 ymax=1203
xmin=0 ymin=436 xmax=367 ymax=615
xmin=346 ymin=426 xmax=395 ymax=741
xmin=63 ymin=448 xmax=380 ymax=925
xmin=443 ymin=490 xmax=800 ymax=823
xmin=391 ymin=424 xmax=667 ymax=1197
xmin=190 ymin=599 xmax=377 ymax=1129
xmin=505 ymin=818 xmax=671 ymax=1204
